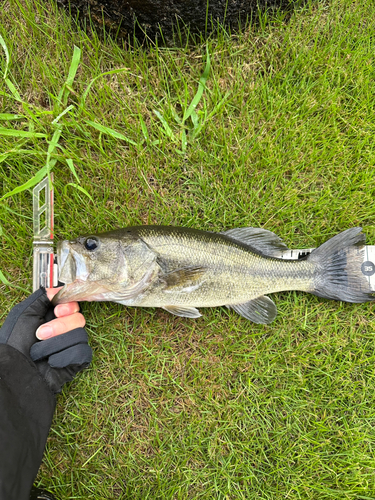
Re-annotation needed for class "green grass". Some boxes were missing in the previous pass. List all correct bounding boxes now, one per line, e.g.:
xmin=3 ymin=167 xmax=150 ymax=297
xmin=1 ymin=0 xmax=375 ymax=498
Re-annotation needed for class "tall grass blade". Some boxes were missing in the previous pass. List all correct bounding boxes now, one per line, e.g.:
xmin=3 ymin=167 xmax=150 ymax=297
xmin=139 ymin=115 xmax=149 ymax=141
xmin=81 ymin=68 xmax=130 ymax=104
xmin=0 ymin=33 xmax=9 ymax=79
xmin=66 ymin=158 xmax=80 ymax=183
xmin=64 ymin=183 xmax=94 ymax=202
xmin=46 ymin=128 xmax=62 ymax=170
xmin=0 ymin=114 xmax=24 ymax=120
xmin=57 ymin=45 xmax=81 ymax=107
xmin=0 ymin=166 xmax=48 ymax=201
xmin=153 ymin=110 xmax=174 ymax=139
xmin=52 ymin=104 xmax=75 ymax=125
xmin=0 ymin=127 xmax=46 ymax=138
xmin=4 ymin=78 xmax=22 ymax=102
xmin=182 ymin=45 xmax=211 ymax=123
xmin=0 ymin=269 xmax=11 ymax=286
xmin=85 ymin=120 xmax=138 ymax=146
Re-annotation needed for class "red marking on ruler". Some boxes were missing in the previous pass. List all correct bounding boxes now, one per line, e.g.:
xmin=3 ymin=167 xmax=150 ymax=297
xmin=50 ymin=183 xmax=54 ymax=240
xmin=49 ymin=253 xmax=54 ymax=288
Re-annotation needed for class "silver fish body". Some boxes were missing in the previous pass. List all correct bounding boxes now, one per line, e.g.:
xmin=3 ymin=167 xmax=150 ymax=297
xmin=54 ymin=225 xmax=373 ymax=323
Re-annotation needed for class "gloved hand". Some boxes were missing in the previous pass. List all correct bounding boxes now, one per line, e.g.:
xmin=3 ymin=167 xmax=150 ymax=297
xmin=0 ymin=287 xmax=92 ymax=394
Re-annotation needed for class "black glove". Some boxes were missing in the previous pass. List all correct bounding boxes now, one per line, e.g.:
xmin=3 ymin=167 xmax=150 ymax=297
xmin=0 ymin=289 xmax=92 ymax=500
xmin=0 ymin=287 xmax=92 ymax=394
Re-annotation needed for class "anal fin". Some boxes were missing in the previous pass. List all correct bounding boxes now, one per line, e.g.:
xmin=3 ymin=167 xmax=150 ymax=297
xmin=228 ymin=295 xmax=277 ymax=324
xmin=163 ymin=305 xmax=202 ymax=318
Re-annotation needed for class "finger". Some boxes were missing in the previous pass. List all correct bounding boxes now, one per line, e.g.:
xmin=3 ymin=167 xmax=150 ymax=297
xmin=31 ymin=328 xmax=89 ymax=362
xmin=46 ymin=287 xmax=80 ymax=318
xmin=49 ymin=344 xmax=93 ymax=368
xmin=46 ymin=287 xmax=63 ymax=300
xmin=36 ymin=312 xmax=86 ymax=340
xmin=54 ymin=302 xmax=80 ymax=318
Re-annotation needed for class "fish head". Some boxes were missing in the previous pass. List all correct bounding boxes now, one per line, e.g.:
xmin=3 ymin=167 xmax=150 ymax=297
xmin=53 ymin=230 xmax=156 ymax=304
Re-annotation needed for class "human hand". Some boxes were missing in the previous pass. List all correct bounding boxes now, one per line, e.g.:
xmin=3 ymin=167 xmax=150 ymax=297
xmin=0 ymin=288 xmax=92 ymax=394
xmin=37 ymin=288 xmax=86 ymax=340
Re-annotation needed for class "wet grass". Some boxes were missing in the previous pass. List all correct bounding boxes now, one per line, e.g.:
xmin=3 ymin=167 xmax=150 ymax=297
xmin=1 ymin=0 xmax=375 ymax=498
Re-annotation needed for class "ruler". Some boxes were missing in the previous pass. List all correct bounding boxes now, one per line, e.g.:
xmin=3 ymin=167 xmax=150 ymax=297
xmin=32 ymin=176 xmax=58 ymax=291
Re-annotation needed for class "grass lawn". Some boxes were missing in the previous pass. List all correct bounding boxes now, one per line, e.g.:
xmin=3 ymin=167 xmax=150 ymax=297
xmin=1 ymin=0 xmax=375 ymax=498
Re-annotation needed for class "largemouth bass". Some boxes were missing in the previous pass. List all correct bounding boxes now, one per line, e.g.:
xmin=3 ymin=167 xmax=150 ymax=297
xmin=53 ymin=226 xmax=373 ymax=323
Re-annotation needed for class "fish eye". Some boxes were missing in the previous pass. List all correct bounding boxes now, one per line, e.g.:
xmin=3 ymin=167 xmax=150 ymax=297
xmin=84 ymin=237 xmax=99 ymax=251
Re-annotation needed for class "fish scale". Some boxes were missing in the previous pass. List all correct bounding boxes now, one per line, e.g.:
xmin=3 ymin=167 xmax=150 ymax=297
xmin=136 ymin=227 xmax=315 ymax=303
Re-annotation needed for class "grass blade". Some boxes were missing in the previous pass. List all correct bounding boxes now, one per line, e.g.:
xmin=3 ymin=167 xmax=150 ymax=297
xmin=52 ymin=104 xmax=75 ymax=125
xmin=182 ymin=45 xmax=210 ymax=123
xmin=66 ymin=46 xmax=81 ymax=88
xmin=0 ymin=153 xmax=10 ymax=163
xmin=85 ymin=120 xmax=138 ymax=146
xmin=153 ymin=110 xmax=174 ymax=139
xmin=139 ymin=115 xmax=149 ymax=141
xmin=0 ymin=269 xmax=11 ymax=286
xmin=206 ymin=90 xmax=231 ymax=120
xmin=81 ymin=68 xmax=130 ymax=105
xmin=0 ymin=166 xmax=48 ymax=201
xmin=57 ymin=45 xmax=81 ymax=107
xmin=0 ymin=33 xmax=9 ymax=79
xmin=64 ymin=182 xmax=93 ymax=201
xmin=45 ymin=128 xmax=62 ymax=171
xmin=0 ymin=127 xmax=46 ymax=138
xmin=0 ymin=149 xmax=42 ymax=164
xmin=66 ymin=158 xmax=80 ymax=183
xmin=4 ymin=78 xmax=22 ymax=102
xmin=0 ymin=114 xmax=24 ymax=120
xmin=171 ymin=106 xmax=182 ymax=125
xmin=0 ymin=268 xmax=29 ymax=292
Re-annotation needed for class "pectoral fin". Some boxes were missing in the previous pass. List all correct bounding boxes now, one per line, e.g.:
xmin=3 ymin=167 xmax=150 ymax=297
xmin=228 ymin=295 xmax=277 ymax=324
xmin=163 ymin=305 xmax=202 ymax=318
xmin=161 ymin=266 xmax=206 ymax=293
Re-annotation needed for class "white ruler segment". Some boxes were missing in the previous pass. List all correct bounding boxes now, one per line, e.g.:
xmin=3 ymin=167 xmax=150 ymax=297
xmin=278 ymin=246 xmax=375 ymax=291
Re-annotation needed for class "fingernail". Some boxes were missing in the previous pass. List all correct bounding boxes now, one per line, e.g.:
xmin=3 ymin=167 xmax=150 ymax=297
xmin=36 ymin=325 xmax=54 ymax=340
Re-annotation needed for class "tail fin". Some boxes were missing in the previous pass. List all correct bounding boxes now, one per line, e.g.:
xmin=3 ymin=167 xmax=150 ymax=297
xmin=308 ymin=227 xmax=374 ymax=303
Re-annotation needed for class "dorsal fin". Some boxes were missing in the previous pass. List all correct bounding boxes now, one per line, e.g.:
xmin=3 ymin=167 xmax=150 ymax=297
xmin=221 ymin=227 xmax=288 ymax=257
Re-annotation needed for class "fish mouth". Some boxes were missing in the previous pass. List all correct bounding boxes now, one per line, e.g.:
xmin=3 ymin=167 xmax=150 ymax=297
xmin=57 ymin=240 xmax=76 ymax=285
xmin=54 ymin=240 xmax=101 ymax=304
xmin=52 ymin=280 xmax=113 ymax=305
xmin=57 ymin=241 xmax=70 ymax=278
xmin=57 ymin=240 xmax=91 ymax=285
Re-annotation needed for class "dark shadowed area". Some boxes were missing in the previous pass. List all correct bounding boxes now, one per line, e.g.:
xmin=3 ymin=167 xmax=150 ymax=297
xmin=55 ymin=0 xmax=299 ymax=41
